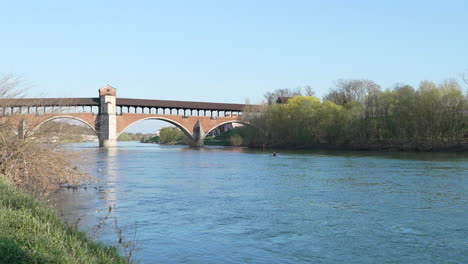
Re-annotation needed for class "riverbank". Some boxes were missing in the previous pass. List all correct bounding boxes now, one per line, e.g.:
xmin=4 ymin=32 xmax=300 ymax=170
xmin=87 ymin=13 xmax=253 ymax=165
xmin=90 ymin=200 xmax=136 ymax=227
xmin=254 ymin=139 xmax=468 ymax=152
xmin=204 ymin=127 xmax=468 ymax=152
xmin=0 ymin=175 xmax=127 ymax=264
xmin=345 ymin=138 xmax=468 ymax=152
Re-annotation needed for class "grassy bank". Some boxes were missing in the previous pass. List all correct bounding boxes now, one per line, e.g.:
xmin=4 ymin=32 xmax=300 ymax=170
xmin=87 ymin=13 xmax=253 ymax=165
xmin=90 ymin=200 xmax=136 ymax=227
xmin=0 ymin=175 xmax=127 ymax=264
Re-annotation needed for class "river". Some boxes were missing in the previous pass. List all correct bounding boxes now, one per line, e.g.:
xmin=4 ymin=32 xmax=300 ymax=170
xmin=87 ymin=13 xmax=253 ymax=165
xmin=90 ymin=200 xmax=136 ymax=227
xmin=51 ymin=142 xmax=467 ymax=264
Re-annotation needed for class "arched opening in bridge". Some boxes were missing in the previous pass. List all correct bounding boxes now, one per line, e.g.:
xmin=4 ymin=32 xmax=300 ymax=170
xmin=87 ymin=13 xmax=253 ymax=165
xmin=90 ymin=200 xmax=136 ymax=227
xmin=204 ymin=121 xmax=263 ymax=147
xmin=33 ymin=117 xmax=97 ymax=143
xmin=118 ymin=118 xmax=193 ymax=145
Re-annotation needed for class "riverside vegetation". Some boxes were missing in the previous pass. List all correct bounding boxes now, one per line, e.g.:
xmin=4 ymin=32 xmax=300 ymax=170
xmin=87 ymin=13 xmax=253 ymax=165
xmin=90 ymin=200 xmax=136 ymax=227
xmin=0 ymin=74 xmax=129 ymax=263
xmin=239 ymin=79 xmax=468 ymax=151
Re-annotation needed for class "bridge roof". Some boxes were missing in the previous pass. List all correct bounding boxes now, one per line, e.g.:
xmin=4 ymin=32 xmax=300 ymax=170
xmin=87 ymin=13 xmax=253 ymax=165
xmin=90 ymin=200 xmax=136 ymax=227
xmin=0 ymin=97 xmax=248 ymax=111
xmin=0 ymin=98 xmax=99 ymax=107
xmin=117 ymin=98 xmax=246 ymax=111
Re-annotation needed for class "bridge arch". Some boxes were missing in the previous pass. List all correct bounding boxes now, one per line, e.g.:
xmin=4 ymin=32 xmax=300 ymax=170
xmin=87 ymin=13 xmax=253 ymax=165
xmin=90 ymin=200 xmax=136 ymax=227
xmin=31 ymin=115 xmax=97 ymax=136
xmin=117 ymin=117 xmax=194 ymax=140
xmin=205 ymin=120 xmax=263 ymax=135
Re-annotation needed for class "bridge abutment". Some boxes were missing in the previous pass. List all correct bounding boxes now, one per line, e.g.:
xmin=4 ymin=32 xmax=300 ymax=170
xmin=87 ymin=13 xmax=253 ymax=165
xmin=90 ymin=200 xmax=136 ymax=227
xmin=98 ymin=114 xmax=117 ymax=147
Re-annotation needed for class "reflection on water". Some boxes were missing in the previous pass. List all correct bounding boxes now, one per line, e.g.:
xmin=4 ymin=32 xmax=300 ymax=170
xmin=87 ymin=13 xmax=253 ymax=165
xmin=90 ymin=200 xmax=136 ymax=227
xmin=51 ymin=142 xmax=468 ymax=264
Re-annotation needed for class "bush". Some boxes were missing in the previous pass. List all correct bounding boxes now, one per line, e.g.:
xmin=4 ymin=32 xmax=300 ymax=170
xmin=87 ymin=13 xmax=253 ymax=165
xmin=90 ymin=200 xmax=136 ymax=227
xmin=228 ymin=134 xmax=243 ymax=146
xmin=0 ymin=136 xmax=93 ymax=198
xmin=159 ymin=127 xmax=186 ymax=144
xmin=0 ymin=74 xmax=93 ymax=198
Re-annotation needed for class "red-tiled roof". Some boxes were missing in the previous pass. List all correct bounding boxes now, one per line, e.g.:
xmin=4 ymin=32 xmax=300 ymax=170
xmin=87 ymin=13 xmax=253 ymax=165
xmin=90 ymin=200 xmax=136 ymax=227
xmin=0 ymin=98 xmax=99 ymax=107
xmin=0 ymin=97 xmax=248 ymax=111
xmin=117 ymin=98 xmax=245 ymax=111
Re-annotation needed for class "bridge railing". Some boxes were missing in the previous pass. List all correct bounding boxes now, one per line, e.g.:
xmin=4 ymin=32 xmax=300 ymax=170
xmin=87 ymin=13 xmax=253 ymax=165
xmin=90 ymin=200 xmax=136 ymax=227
xmin=0 ymin=98 xmax=100 ymax=116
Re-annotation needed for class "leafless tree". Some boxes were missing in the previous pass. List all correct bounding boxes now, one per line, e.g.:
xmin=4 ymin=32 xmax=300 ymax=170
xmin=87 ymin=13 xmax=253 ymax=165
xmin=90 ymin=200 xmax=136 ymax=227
xmin=303 ymin=85 xmax=315 ymax=96
xmin=462 ymin=70 xmax=468 ymax=86
xmin=324 ymin=79 xmax=381 ymax=105
xmin=0 ymin=73 xmax=24 ymax=99
xmin=264 ymin=86 xmax=316 ymax=104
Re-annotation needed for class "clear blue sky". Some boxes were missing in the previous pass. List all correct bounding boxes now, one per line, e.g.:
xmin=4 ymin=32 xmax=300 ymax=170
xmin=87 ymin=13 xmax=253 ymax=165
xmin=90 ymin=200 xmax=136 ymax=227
xmin=1 ymin=0 xmax=467 ymax=131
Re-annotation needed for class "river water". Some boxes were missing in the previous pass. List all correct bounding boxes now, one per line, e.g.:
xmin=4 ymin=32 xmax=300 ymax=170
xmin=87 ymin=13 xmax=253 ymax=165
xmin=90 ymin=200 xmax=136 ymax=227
xmin=52 ymin=142 xmax=467 ymax=264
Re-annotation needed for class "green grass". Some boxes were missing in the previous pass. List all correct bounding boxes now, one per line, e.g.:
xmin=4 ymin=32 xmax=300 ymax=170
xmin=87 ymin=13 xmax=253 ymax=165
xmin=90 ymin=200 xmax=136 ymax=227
xmin=0 ymin=175 xmax=127 ymax=264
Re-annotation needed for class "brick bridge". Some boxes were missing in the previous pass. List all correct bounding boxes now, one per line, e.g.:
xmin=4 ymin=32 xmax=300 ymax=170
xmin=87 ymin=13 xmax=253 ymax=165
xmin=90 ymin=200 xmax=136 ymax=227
xmin=0 ymin=86 xmax=251 ymax=147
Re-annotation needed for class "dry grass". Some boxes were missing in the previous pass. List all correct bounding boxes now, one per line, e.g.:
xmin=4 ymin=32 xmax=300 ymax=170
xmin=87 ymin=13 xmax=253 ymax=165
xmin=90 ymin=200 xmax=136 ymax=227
xmin=0 ymin=135 xmax=94 ymax=198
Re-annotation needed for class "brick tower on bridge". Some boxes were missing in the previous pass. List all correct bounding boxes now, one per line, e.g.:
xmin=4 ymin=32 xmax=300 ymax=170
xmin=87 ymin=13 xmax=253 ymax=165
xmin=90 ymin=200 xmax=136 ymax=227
xmin=98 ymin=85 xmax=117 ymax=147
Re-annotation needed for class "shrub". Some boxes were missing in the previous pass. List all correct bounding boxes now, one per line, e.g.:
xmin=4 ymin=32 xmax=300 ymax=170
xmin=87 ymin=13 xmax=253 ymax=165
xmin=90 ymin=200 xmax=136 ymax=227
xmin=159 ymin=127 xmax=186 ymax=144
xmin=0 ymin=74 xmax=93 ymax=198
xmin=228 ymin=134 xmax=243 ymax=146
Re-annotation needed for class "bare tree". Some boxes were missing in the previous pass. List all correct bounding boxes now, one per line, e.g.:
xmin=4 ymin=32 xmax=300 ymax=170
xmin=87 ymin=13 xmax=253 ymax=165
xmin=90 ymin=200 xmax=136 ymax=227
xmin=0 ymin=73 xmax=24 ymax=99
xmin=439 ymin=78 xmax=462 ymax=94
xmin=324 ymin=79 xmax=381 ymax=105
xmin=264 ymin=86 xmax=316 ymax=104
xmin=462 ymin=70 xmax=468 ymax=86
xmin=303 ymin=85 xmax=315 ymax=96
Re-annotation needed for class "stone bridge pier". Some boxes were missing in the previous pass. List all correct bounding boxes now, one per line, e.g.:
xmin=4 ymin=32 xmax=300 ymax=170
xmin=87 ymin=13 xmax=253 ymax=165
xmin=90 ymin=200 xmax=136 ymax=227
xmin=191 ymin=120 xmax=205 ymax=147
xmin=97 ymin=86 xmax=117 ymax=147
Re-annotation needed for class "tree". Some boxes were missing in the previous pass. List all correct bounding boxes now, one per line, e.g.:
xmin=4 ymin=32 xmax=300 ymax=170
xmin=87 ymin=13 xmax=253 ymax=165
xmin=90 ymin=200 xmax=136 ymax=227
xmin=324 ymin=79 xmax=381 ymax=105
xmin=0 ymin=74 xmax=24 ymax=99
xmin=462 ymin=70 xmax=468 ymax=86
xmin=303 ymin=86 xmax=315 ymax=96
xmin=158 ymin=127 xmax=185 ymax=144
xmin=246 ymin=77 xmax=467 ymax=150
xmin=438 ymin=79 xmax=466 ymax=139
xmin=319 ymin=100 xmax=344 ymax=143
xmin=118 ymin=133 xmax=133 ymax=141
xmin=263 ymin=86 xmax=315 ymax=104
xmin=286 ymin=96 xmax=321 ymax=144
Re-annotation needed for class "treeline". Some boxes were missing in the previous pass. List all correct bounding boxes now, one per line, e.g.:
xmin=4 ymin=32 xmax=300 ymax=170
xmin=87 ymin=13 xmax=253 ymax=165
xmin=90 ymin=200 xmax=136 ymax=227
xmin=118 ymin=132 xmax=154 ymax=141
xmin=38 ymin=121 xmax=96 ymax=136
xmin=143 ymin=127 xmax=188 ymax=145
xmin=244 ymin=79 xmax=468 ymax=151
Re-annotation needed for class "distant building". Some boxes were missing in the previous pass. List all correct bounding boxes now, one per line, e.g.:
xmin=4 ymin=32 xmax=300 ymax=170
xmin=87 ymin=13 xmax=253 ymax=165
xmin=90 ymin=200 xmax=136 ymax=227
xmin=276 ymin=97 xmax=292 ymax=104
